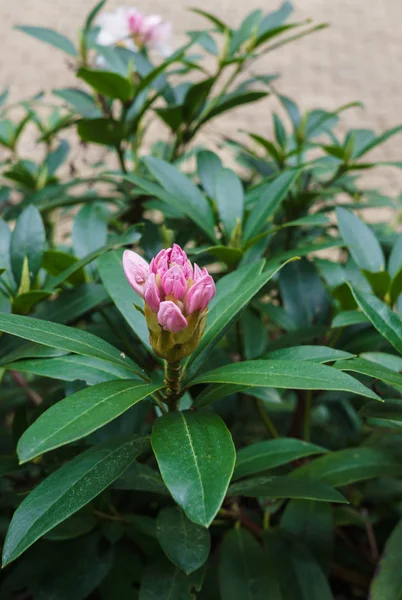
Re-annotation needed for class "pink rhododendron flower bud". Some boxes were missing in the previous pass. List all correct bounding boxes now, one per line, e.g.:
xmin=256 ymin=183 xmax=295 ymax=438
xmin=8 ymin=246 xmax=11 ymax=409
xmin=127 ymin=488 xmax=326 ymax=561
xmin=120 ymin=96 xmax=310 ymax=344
xmin=96 ymin=7 xmax=172 ymax=57
xmin=162 ymin=265 xmax=187 ymax=299
xmin=121 ymin=244 xmax=215 ymax=361
xmin=185 ymin=273 xmax=216 ymax=314
xmin=143 ymin=272 xmax=160 ymax=313
xmin=158 ymin=301 xmax=188 ymax=333
xmin=122 ymin=249 xmax=149 ymax=297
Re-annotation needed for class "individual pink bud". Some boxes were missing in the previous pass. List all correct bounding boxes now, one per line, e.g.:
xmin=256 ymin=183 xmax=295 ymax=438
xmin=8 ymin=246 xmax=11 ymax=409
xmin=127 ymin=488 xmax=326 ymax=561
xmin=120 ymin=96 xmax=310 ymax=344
xmin=122 ymin=250 xmax=149 ymax=298
xmin=162 ymin=265 xmax=187 ymax=299
xmin=193 ymin=263 xmax=203 ymax=281
xmin=185 ymin=273 xmax=216 ymax=314
xmin=152 ymin=249 xmax=169 ymax=276
xmin=170 ymin=243 xmax=188 ymax=266
xmin=144 ymin=272 xmax=160 ymax=313
xmin=158 ymin=300 xmax=188 ymax=333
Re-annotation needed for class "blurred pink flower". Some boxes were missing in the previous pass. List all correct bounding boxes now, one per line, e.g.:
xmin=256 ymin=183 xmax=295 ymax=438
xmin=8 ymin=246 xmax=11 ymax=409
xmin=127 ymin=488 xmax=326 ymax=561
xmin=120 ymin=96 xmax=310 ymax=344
xmin=96 ymin=7 xmax=172 ymax=57
xmin=123 ymin=244 xmax=215 ymax=336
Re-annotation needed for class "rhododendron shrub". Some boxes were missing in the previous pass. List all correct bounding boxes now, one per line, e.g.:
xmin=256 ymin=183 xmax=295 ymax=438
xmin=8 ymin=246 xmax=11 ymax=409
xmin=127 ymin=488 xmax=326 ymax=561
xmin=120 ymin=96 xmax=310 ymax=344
xmin=0 ymin=2 xmax=402 ymax=599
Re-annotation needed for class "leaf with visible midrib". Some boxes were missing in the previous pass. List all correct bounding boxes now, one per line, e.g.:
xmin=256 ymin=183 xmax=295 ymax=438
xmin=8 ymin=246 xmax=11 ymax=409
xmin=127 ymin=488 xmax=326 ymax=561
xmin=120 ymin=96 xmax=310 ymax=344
xmin=17 ymin=380 xmax=163 ymax=462
xmin=192 ymin=359 xmax=381 ymax=401
xmin=0 ymin=313 xmax=142 ymax=376
xmin=151 ymin=411 xmax=235 ymax=527
xmin=2 ymin=436 xmax=149 ymax=566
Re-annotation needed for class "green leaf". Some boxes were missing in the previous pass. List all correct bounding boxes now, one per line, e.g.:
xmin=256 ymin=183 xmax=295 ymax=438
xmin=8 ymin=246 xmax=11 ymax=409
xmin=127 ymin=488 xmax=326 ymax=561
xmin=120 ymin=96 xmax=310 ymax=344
xmin=219 ymin=528 xmax=274 ymax=600
xmin=215 ymin=168 xmax=244 ymax=239
xmin=53 ymin=87 xmax=102 ymax=118
xmin=113 ymin=461 xmax=168 ymax=494
xmin=241 ymin=308 xmax=266 ymax=359
xmin=331 ymin=310 xmax=369 ymax=328
xmin=281 ymin=500 xmax=333 ymax=574
xmin=77 ymin=118 xmax=126 ymax=146
xmin=263 ymin=345 xmax=353 ymax=363
xmin=190 ymin=9 xmax=228 ymax=31
xmin=370 ymin=518 xmax=402 ymax=600
xmin=193 ymin=383 xmax=247 ymax=408
xmin=156 ymin=507 xmax=210 ymax=574
xmin=15 ymin=26 xmax=77 ymax=56
xmin=99 ymin=250 xmax=151 ymax=352
xmin=201 ymin=90 xmax=268 ymax=125
xmin=360 ymin=399 xmax=402 ymax=428
xmin=10 ymin=205 xmax=46 ymax=285
xmin=183 ymin=260 xmax=289 ymax=381
xmin=151 ymin=411 xmax=235 ymax=527
xmin=390 ymin=267 xmax=402 ymax=306
xmin=389 ymin=234 xmax=402 ymax=278
xmin=2 ymin=436 xmax=149 ymax=566
xmin=139 ymin=555 xmax=204 ymax=600
xmin=243 ymin=170 xmax=299 ymax=242
xmin=72 ymin=203 xmax=108 ymax=260
xmin=12 ymin=290 xmax=54 ymax=315
xmin=350 ymin=286 xmax=402 ymax=354
xmin=143 ymin=157 xmax=216 ymax=243
xmin=197 ymin=150 xmax=222 ymax=198
xmin=336 ymin=207 xmax=384 ymax=272
xmin=17 ymin=380 xmax=161 ymax=462
xmin=292 ymin=446 xmax=402 ymax=486
xmin=334 ymin=357 xmax=402 ymax=390
xmin=229 ymin=475 xmax=346 ymax=503
xmin=84 ymin=0 xmax=107 ymax=33
xmin=77 ymin=67 xmax=133 ymax=101
xmin=192 ymin=360 xmax=381 ymax=401
xmin=258 ymin=1 xmax=293 ymax=35
xmin=353 ymin=124 xmax=402 ymax=158
xmin=278 ymin=259 xmax=330 ymax=329
xmin=0 ymin=313 xmax=141 ymax=375
xmin=233 ymin=438 xmax=327 ymax=481
xmin=42 ymin=249 xmax=87 ymax=285
xmin=4 ymin=354 xmax=137 ymax=385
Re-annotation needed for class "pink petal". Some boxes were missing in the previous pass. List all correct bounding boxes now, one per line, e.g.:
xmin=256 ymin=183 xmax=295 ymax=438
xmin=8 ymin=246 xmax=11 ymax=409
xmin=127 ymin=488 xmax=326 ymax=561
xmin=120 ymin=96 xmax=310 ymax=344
xmin=185 ymin=273 xmax=216 ymax=313
xmin=122 ymin=250 xmax=149 ymax=298
xmin=162 ymin=265 xmax=187 ymax=299
xmin=144 ymin=272 xmax=160 ymax=313
xmin=158 ymin=300 xmax=188 ymax=333
xmin=193 ymin=263 xmax=203 ymax=281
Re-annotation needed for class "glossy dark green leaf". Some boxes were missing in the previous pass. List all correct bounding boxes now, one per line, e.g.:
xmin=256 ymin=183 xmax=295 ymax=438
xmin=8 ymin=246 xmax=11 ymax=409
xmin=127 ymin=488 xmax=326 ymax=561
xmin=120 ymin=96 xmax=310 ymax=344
xmin=143 ymin=157 xmax=216 ymax=243
xmin=197 ymin=150 xmax=222 ymax=198
xmin=233 ymin=438 xmax=327 ymax=481
xmin=350 ymin=286 xmax=402 ymax=354
xmin=151 ymin=411 xmax=236 ymax=527
xmin=263 ymin=345 xmax=353 ymax=363
xmin=192 ymin=360 xmax=381 ymax=401
xmin=184 ymin=260 xmax=289 ymax=381
xmin=10 ymin=205 xmax=46 ymax=285
xmin=2 ymin=436 xmax=149 ymax=565
xmin=215 ymin=168 xmax=244 ymax=239
xmin=15 ymin=26 xmax=77 ymax=56
xmin=42 ymin=249 xmax=87 ymax=285
xmin=219 ymin=528 xmax=274 ymax=600
xmin=72 ymin=203 xmax=108 ymax=260
xmin=281 ymin=500 xmax=333 ymax=574
xmin=77 ymin=67 xmax=133 ymax=101
xmin=360 ymin=399 xmax=402 ymax=428
xmin=243 ymin=170 xmax=299 ymax=242
xmin=193 ymin=383 xmax=247 ymax=408
xmin=77 ymin=118 xmax=126 ymax=146
xmin=292 ymin=446 xmax=402 ymax=486
xmin=334 ymin=357 xmax=402 ymax=390
xmin=278 ymin=258 xmax=330 ymax=329
xmin=331 ymin=310 xmax=369 ymax=328
xmin=0 ymin=313 xmax=141 ymax=374
xmin=336 ymin=207 xmax=384 ymax=272
xmin=229 ymin=475 xmax=346 ymax=503
xmin=18 ymin=380 xmax=161 ymax=462
xmin=99 ymin=250 xmax=151 ymax=351
xmin=12 ymin=290 xmax=54 ymax=315
xmin=139 ymin=555 xmax=204 ymax=600
xmin=241 ymin=308 xmax=266 ymax=359
xmin=370 ymin=518 xmax=402 ymax=599
xmin=113 ymin=461 xmax=168 ymax=495
xmin=389 ymin=234 xmax=402 ymax=278
xmin=157 ymin=506 xmax=210 ymax=574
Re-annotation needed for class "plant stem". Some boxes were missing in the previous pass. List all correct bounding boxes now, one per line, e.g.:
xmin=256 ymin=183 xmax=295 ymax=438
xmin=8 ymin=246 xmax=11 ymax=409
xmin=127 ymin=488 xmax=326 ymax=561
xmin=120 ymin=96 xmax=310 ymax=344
xmin=164 ymin=361 xmax=181 ymax=411
xmin=255 ymin=397 xmax=280 ymax=438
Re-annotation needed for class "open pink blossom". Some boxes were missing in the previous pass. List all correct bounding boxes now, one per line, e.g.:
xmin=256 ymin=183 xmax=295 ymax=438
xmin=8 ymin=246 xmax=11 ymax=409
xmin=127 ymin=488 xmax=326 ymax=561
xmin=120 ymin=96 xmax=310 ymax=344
xmin=96 ymin=7 xmax=172 ymax=57
xmin=122 ymin=245 xmax=215 ymax=336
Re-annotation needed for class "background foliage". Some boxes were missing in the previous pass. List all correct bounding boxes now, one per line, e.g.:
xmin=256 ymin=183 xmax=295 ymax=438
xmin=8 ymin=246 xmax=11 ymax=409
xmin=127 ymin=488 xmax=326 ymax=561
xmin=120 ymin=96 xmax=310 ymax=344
xmin=1 ymin=1 xmax=402 ymax=598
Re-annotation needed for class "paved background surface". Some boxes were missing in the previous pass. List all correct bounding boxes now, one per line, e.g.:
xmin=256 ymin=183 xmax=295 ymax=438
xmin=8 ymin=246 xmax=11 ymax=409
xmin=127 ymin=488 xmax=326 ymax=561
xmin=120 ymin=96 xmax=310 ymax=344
xmin=1 ymin=0 xmax=401 ymax=196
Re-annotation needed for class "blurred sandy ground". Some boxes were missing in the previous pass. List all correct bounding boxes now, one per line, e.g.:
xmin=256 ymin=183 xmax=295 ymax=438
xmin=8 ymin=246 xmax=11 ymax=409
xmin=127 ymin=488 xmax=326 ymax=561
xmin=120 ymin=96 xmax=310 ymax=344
xmin=1 ymin=0 xmax=401 ymax=200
